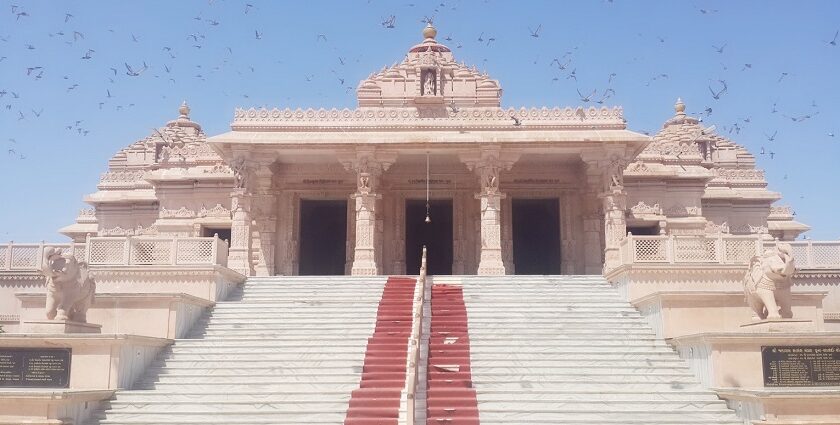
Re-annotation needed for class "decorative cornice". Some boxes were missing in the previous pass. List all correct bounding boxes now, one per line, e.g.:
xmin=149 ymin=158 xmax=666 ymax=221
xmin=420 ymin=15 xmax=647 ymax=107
xmin=231 ymin=106 xmax=626 ymax=131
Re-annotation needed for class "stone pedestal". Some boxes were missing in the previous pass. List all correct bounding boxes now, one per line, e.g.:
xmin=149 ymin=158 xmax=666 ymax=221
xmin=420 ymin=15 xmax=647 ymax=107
xmin=740 ymin=318 xmax=816 ymax=333
xmin=476 ymin=192 xmax=506 ymax=275
xmin=22 ymin=320 xmax=102 ymax=334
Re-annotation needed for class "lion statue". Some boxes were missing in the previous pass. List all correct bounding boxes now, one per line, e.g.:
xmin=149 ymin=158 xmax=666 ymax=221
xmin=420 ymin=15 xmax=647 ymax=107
xmin=743 ymin=243 xmax=796 ymax=320
xmin=40 ymin=247 xmax=96 ymax=322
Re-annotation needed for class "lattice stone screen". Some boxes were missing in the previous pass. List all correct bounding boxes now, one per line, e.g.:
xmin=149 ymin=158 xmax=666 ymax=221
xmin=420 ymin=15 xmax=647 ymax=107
xmin=0 ymin=246 xmax=7 ymax=269
xmin=633 ymin=238 xmax=667 ymax=262
xmin=176 ymin=239 xmax=214 ymax=264
xmin=130 ymin=239 xmax=173 ymax=265
xmin=674 ymin=238 xmax=718 ymax=263
xmin=789 ymin=244 xmax=809 ymax=267
xmin=88 ymin=239 xmax=127 ymax=265
xmin=811 ymin=243 xmax=840 ymax=267
xmin=724 ymin=239 xmax=757 ymax=263
xmin=10 ymin=246 xmax=39 ymax=269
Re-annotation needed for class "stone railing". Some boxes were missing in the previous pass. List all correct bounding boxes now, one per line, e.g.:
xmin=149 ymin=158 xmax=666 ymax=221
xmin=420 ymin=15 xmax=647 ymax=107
xmin=0 ymin=242 xmax=83 ymax=271
xmin=619 ymin=235 xmax=840 ymax=269
xmin=619 ymin=234 xmax=762 ymax=266
xmin=782 ymin=240 xmax=840 ymax=269
xmin=401 ymin=245 xmax=427 ymax=425
xmin=0 ymin=236 xmax=228 ymax=271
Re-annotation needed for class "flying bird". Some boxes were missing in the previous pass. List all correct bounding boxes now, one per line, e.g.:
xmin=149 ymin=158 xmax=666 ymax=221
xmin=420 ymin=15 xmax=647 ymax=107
xmin=255 ymin=30 xmax=262 ymax=40
xmin=826 ymin=30 xmax=838 ymax=46
xmin=124 ymin=61 xmax=148 ymax=76
xmin=381 ymin=15 xmax=396 ymax=29
xmin=529 ymin=24 xmax=542 ymax=38
xmin=712 ymin=43 xmax=726 ymax=54
xmin=577 ymin=88 xmax=596 ymax=103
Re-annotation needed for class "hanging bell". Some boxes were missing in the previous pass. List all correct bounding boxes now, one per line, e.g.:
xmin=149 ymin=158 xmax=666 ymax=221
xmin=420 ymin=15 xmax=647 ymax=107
xmin=425 ymin=214 xmax=431 ymax=223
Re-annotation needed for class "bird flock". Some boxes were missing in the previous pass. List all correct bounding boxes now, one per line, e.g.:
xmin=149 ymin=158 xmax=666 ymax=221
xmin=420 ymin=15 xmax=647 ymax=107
xmin=0 ymin=0 xmax=837 ymax=239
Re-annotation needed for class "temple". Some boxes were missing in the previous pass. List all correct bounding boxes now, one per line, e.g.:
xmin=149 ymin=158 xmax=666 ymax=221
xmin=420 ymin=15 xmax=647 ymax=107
xmin=61 ymin=24 xmax=806 ymax=278
xmin=1 ymin=24 xmax=838 ymax=425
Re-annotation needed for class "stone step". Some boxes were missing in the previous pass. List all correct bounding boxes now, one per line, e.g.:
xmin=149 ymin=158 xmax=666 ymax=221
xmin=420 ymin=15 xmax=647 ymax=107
xmin=110 ymin=390 xmax=352 ymax=402
xmin=468 ymin=389 xmax=724 ymax=402
xmin=473 ymin=409 xmax=743 ymax=423
xmin=472 ymin=400 xmax=732 ymax=412
xmin=95 ymin=411 xmax=348 ymax=423
xmin=470 ymin=381 xmax=704 ymax=392
xmin=140 ymin=374 xmax=363 ymax=385
xmin=102 ymin=400 xmax=351 ymax=413
xmin=132 ymin=382 xmax=360 ymax=392
xmin=152 ymin=359 xmax=370 ymax=369
xmin=469 ymin=358 xmax=688 ymax=368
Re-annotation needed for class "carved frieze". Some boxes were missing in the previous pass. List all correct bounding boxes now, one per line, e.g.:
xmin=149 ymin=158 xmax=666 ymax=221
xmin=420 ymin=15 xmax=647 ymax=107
xmin=160 ymin=206 xmax=196 ymax=219
xmin=630 ymin=201 xmax=662 ymax=215
xmin=232 ymin=106 xmax=626 ymax=130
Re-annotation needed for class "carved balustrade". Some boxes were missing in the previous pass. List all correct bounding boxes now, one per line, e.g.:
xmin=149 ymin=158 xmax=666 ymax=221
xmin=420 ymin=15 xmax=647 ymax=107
xmin=776 ymin=240 xmax=840 ymax=269
xmin=0 ymin=236 xmax=228 ymax=271
xmin=618 ymin=234 xmax=762 ymax=266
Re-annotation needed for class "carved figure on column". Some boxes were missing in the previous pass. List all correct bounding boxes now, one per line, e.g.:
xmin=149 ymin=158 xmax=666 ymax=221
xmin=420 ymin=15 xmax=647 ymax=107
xmin=40 ymin=247 xmax=96 ymax=322
xmin=743 ymin=243 xmax=796 ymax=320
xmin=231 ymin=157 xmax=249 ymax=189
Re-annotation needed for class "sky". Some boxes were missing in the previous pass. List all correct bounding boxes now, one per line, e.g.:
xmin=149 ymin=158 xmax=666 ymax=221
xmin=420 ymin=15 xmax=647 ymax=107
xmin=0 ymin=0 xmax=838 ymax=242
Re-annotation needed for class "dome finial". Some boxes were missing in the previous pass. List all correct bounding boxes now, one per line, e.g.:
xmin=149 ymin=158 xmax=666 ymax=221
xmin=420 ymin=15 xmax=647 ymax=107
xmin=423 ymin=23 xmax=437 ymax=40
xmin=674 ymin=97 xmax=686 ymax=115
xmin=179 ymin=101 xmax=190 ymax=119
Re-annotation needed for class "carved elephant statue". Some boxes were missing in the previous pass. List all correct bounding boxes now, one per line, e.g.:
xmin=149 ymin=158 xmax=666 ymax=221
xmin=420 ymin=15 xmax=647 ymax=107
xmin=743 ymin=243 xmax=796 ymax=320
xmin=40 ymin=247 xmax=96 ymax=322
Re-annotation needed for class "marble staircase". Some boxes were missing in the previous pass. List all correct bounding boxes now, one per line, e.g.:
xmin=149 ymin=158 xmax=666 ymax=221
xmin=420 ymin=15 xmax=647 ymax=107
xmin=88 ymin=276 xmax=388 ymax=425
xmin=439 ymin=275 xmax=744 ymax=425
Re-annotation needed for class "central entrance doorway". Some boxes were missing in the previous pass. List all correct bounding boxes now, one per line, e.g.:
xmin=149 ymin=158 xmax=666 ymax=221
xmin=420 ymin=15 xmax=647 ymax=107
xmin=512 ymin=198 xmax=561 ymax=275
xmin=299 ymin=200 xmax=347 ymax=275
xmin=405 ymin=199 xmax=453 ymax=275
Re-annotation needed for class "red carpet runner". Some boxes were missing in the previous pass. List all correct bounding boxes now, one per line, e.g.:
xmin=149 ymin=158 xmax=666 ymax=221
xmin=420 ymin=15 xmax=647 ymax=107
xmin=427 ymin=284 xmax=480 ymax=425
xmin=344 ymin=276 xmax=416 ymax=425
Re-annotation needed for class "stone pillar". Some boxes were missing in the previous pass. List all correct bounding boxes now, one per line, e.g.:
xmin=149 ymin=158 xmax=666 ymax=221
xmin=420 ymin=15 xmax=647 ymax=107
xmin=461 ymin=147 xmax=519 ymax=276
xmin=340 ymin=150 xmax=396 ymax=276
xmin=350 ymin=173 xmax=381 ymax=275
xmin=582 ymin=153 xmax=629 ymax=274
xmin=601 ymin=187 xmax=627 ymax=272
xmin=229 ymin=188 xmax=252 ymax=276
xmin=475 ymin=189 xmax=506 ymax=275
xmin=582 ymin=165 xmax=605 ymax=274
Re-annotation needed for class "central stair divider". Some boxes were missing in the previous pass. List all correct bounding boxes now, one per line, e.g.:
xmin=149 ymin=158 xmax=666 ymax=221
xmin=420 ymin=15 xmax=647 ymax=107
xmin=343 ymin=248 xmax=427 ymax=425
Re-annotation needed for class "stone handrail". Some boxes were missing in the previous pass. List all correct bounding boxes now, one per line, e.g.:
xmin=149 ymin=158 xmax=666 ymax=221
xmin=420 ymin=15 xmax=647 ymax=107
xmin=1 ymin=236 xmax=229 ymax=271
xmin=618 ymin=234 xmax=762 ymax=266
xmin=401 ymin=245 xmax=427 ymax=425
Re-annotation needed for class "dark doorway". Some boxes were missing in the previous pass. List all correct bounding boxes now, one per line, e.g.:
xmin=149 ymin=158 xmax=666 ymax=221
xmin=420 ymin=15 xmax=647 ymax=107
xmin=512 ymin=198 xmax=561 ymax=275
xmin=201 ymin=227 xmax=231 ymax=246
xmin=299 ymin=200 xmax=347 ymax=275
xmin=405 ymin=199 xmax=453 ymax=275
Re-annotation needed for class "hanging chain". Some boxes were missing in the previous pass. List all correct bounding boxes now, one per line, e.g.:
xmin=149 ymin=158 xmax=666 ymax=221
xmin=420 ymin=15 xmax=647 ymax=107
xmin=425 ymin=151 xmax=431 ymax=223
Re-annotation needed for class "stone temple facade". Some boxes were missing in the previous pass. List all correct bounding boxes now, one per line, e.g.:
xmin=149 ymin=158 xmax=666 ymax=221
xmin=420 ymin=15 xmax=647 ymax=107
xmin=1 ymin=24 xmax=838 ymax=425
xmin=60 ymin=24 xmax=806 ymax=279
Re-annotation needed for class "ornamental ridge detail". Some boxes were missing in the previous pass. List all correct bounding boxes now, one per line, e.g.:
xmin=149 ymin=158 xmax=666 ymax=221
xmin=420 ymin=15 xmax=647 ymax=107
xmin=231 ymin=106 xmax=625 ymax=129
xmin=198 ymin=203 xmax=232 ymax=218
xmin=629 ymin=201 xmax=662 ymax=215
xmin=160 ymin=206 xmax=196 ymax=218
